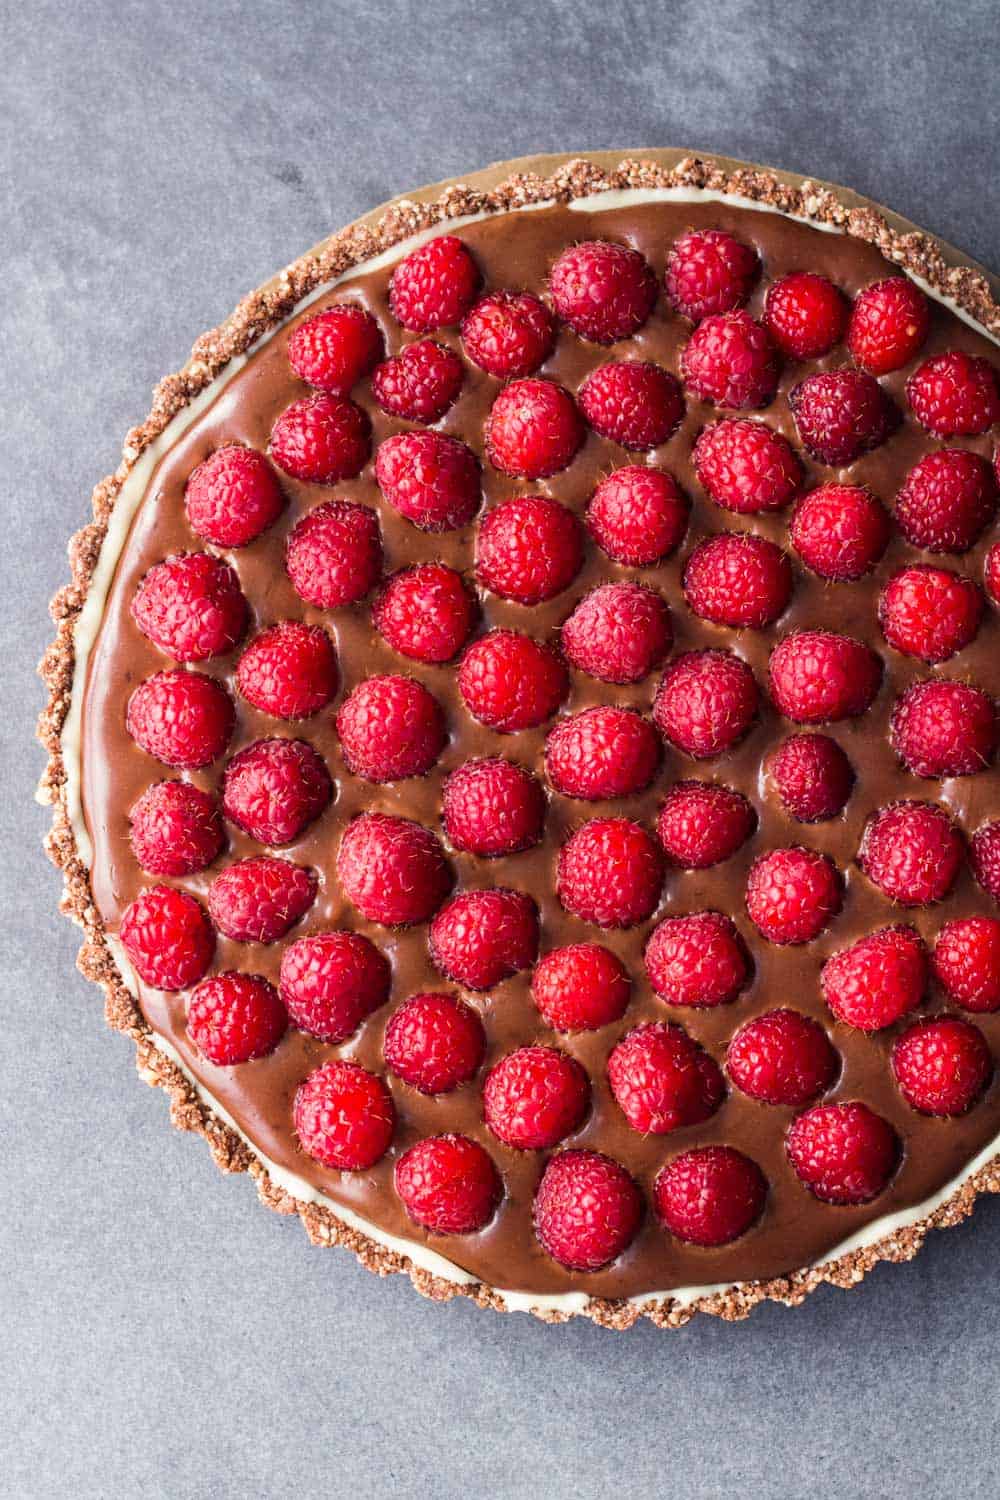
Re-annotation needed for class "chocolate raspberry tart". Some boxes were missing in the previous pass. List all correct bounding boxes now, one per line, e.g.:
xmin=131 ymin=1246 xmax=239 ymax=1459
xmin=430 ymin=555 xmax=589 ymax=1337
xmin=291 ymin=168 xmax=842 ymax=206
xmin=39 ymin=151 xmax=1000 ymax=1328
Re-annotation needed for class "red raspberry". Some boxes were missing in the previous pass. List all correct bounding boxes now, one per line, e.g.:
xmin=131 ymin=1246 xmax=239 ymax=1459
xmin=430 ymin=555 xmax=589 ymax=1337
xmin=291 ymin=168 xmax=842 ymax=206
xmin=430 ymin=888 xmax=539 ymax=991
xmin=336 ymin=674 xmax=446 ymax=783
xmin=461 ymin=290 xmax=554 ymax=378
xmin=727 ymin=1010 xmax=838 ymax=1106
xmin=483 ymin=1046 xmax=589 ymax=1149
xmin=127 ymin=669 xmax=234 ymax=769
xmin=533 ymin=1150 xmax=642 ymax=1272
xmin=561 ymin=582 xmax=672 ymax=684
xmin=683 ymin=532 xmax=792 ymax=628
xmin=132 ymin=553 xmax=247 ymax=663
xmin=373 ymin=564 xmax=476 ymax=664
xmin=549 ymin=239 xmax=657 ymax=343
xmin=764 ymin=272 xmax=847 ymax=360
xmin=476 ymin=496 xmax=583 ymax=604
xmin=972 ymin=821 xmax=1000 ymax=902
xmin=895 ymin=449 xmax=996 ymax=554
xmin=653 ymin=649 xmax=759 ymax=758
xmin=187 ymin=972 xmax=287 ymax=1064
xmin=458 ymin=630 xmax=567 ymax=732
xmin=847 ymin=277 xmax=930 ymax=375
xmin=208 ymin=855 xmax=316 ymax=943
xmin=222 ymin=737 xmax=331 ymax=846
xmin=665 ymin=229 xmax=758 ymax=321
xmin=119 ymin=884 xmax=214 ymax=991
xmin=557 ymin=818 xmax=664 ymax=929
xmin=769 ymin=630 xmax=882 ymax=723
xmin=932 ymin=917 xmax=1000 ymax=1012
xmin=787 ymin=1102 xmax=899 ymax=1204
xmin=907 ymin=351 xmax=1000 ymax=436
xmin=587 ymin=465 xmax=689 ymax=565
xmin=389 ymin=234 xmax=480 ymax=332
xmin=891 ymin=678 xmax=997 ymax=778
xmin=608 ymin=1022 xmax=724 ymax=1134
xmin=681 ymin=311 xmax=779 ymax=410
xmin=892 ymin=1017 xmax=992 ymax=1116
xmin=859 ymin=800 xmax=963 ymax=906
xmin=236 ymin=622 xmax=338 ymax=719
xmin=372 ymin=338 xmax=464 ymax=422
xmin=769 ymin=733 xmax=854 ymax=822
xmin=279 ymin=930 xmax=390 ymax=1043
xmin=287 ymin=304 xmax=383 ymax=394
xmin=644 ymin=911 xmax=749 ymax=1007
xmin=442 ymin=757 xmax=545 ymax=857
xmin=879 ymin=565 xmax=983 ymax=663
xmin=821 ymin=924 xmax=926 ymax=1031
xmin=746 ymin=846 xmax=841 ymax=945
xmin=656 ymin=781 xmax=755 ymax=869
xmin=269 ymin=393 xmax=370 ymax=484
xmin=789 ymin=369 xmax=900 ymax=464
xmin=383 ymin=992 xmax=485 ymax=1094
xmin=985 ymin=543 xmax=1000 ymax=603
xmin=485 ymin=379 xmax=584 ymax=478
xmin=693 ymin=419 xmax=802 ymax=514
xmin=184 ymin=445 xmax=284 ymax=547
xmin=337 ymin=813 xmax=452 ymax=926
xmin=374 ymin=430 xmax=480 ymax=532
xmin=294 ymin=1060 xmax=395 ymax=1170
xmin=129 ymin=780 xmax=224 ymax=876
xmin=531 ymin=943 xmax=631 ymax=1032
xmin=394 ymin=1135 xmax=500 ymax=1233
xmin=285 ymin=500 xmax=382 ymax=608
xmin=545 ymin=706 xmax=661 ymax=801
xmin=790 ymin=484 xmax=890 ymax=581
xmin=655 ymin=1146 xmax=766 ymax=1247
xmin=578 ymin=361 xmax=685 ymax=450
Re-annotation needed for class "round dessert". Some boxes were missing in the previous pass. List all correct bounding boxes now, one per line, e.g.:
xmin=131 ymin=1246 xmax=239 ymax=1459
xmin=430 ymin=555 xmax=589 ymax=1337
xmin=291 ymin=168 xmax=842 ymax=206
xmin=39 ymin=152 xmax=1000 ymax=1329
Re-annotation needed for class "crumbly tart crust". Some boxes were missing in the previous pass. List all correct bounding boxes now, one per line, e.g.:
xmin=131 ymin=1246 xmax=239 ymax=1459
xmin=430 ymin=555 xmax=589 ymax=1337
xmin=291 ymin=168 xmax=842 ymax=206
xmin=37 ymin=153 xmax=1000 ymax=1328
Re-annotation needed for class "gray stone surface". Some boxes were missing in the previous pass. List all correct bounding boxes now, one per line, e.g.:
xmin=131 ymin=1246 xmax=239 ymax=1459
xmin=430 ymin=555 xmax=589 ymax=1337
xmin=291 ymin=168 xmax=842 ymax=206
xmin=4 ymin=0 xmax=999 ymax=1495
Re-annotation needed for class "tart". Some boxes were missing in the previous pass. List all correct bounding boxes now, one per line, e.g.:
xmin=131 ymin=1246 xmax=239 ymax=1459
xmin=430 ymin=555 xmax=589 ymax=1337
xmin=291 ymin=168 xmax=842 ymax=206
xmin=38 ymin=151 xmax=1000 ymax=1328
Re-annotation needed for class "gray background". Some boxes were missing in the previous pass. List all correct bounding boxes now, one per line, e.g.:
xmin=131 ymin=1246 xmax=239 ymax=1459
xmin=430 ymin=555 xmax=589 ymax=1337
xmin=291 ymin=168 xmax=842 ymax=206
xmin=4 ymin=0 xmax=998 ymax=1495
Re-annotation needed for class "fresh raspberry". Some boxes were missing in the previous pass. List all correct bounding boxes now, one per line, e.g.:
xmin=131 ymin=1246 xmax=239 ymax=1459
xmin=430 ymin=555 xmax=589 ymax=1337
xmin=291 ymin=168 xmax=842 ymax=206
xmin=859 ymin=800 xmax=963 ymax=906
xmin=727 ymin=1010 xmax=838 ymax=1106
xmin=371 ymin=338 xmax=464 ymax=422
xmin=891 ymin=679 xmax=997 ymax=778
xmin=442 ymin=757 xmax=545 ymax=857
xmin=336 ymin=674 xmax=446 ymax=783
xmin=236 ymin=622 xmax=338 ymax=720
xmin=746 ymin=847 xmax=841 ymax=945
xmin=429 ymin=888 xmax=539 ymax=990
xmin=287 ymin=304 xmax=384 ymax=394
xmin=285 ymin=500 xmax=382 ymax=608
xmin=388 ymin=234 xmax=480 ymax=331
xmin=485 ymin=379 xmax=584 ymax=478
xmin=608 ymin=1022 xmax=724 ymax=1134
xmin=656 ymin=781 xmax=755 ymax=869
xmin=587 ymin=465 xmax=689 ymax=565
xmin=294 ymin=1061 xmax=395 ymax=1170
xmin=545 ymin=706 xmax=661 ymax=801
xmin=578 ymin=361 xmax=685 ymax=450
xmin=693 ymin=419 xmax=802 ymax=514
xmin=476 ymin=496 xmax=583 ymax=604
xmin=184 ymin=445 xmax=284 ymax=547
xmin=665 ymin=229 xmax=759 ymax=321
xmin=127 ymin=669 xmax=235 ymax=769
xmin=483 ymin=1046 xmax=589 ymax=1149
xmin=187 ymin=972 xmax=287 ymax=1064
xmin=531 ymin=943 xmax=631 ymax=1032
xmin=769 ymin=733 xmax=854 ymax=822
xmin=907 ymin=351 xmax=1000 ymax=436
xmin=681 ymin=311 xmax=779 ymax=410
xmin=222 ymin=737 xmax=332 ymax=846
xmin=557 ymin=818 xmax=665 ymax=928
xmin=932 ymin=917 xmax=1000 ymax=1012
xmin=279 ymin=930 xmax=391 ymax=1043
xmin=644 ymin=911 xmax=750 ymax=1007
xmin=460 ymin=290 xmax=555 ymax=378
xmin=894 ymin=449 xmax=996 ymax=554
xmin=119 ymin=884 xmax=214 ymax=991
xmin=374 ymin=431 xmax=480 ymax=532
xmin=131 ymin=553 xmax=248 ymax=662
xmin=787 ymin=1102 xmax=899 ymax=1204
xmin=821 ymin=924 xmax=927 ymax=1031
xmin=790 ymin=484 xmax=890 ymax=581
xmin=764 ymin=272 xmax=847 ymax=360
xmin=269 ymin=393 xmax=371 ymax=483
xmin=533 ymin=1150 xmax=643 ymax=1272
xmin=972 ymin=821 xmax=1000 ymax=902
xmin=337 ymin=813 xmax=452 ymax=926
xmin=985 ymin=543 xmax=1000 ymax=603
xmin=789 ymin=369 xmax=900 ymax=464
xmin=458 ymin=630 xmax=568 ymax=732
xmin=879 ymin=565 xmax=983 ymax=663
xmin=653 ymin=649 xmax=759 ymax=758
xmin=549 ymin=239 xmax=657 ymax=343
xmin=655 ymin=1146 xmax=766 ymax=1246
xmin=892 ymin=1017 xmax=992 ymax=1116
xmin=682 ymin=532 xmax=792 ymax=629
xmin=383 ymin=992 xmax=486 ymax=1094
xmin=847 ymin=277 xmax=930 ymax=375
xmin=768 ymin=630 xmax=882 ymax=723
xmin=561 ymin=582 xmax=672 ymax=684
xmin=208 ymin=855 xmax=317 ymax=943
xmin=372 ymin=564 xmax=476 ymax=663
xmin=394 ymin=1135 xmax=500 ymax=1233
xmin=129 ymin=780 xmax=224 ymax=876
